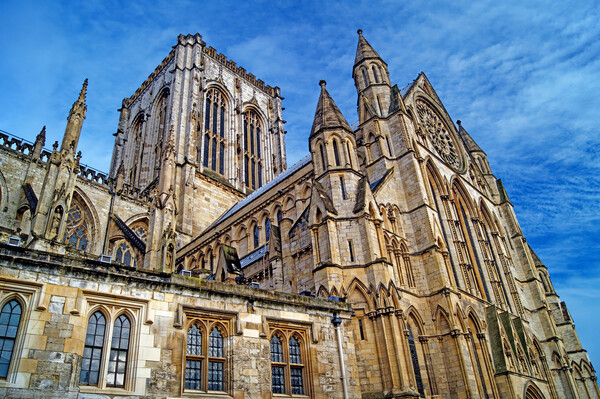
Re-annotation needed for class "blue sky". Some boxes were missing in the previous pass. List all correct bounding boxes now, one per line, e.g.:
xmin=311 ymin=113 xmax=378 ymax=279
xmin=1 ymin=0 xmax=599 ymax=367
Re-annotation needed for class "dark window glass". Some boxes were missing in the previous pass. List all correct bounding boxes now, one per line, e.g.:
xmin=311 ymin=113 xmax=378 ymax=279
xmin=244 ymin=156 xmax=249 ymax=188
xmin=291 ymin=367 xmax=304 ymax=395
xmin=250 ymin=125 xmax=255 ymax=155
xmin=208 ymin=361 xmax=223 ymax=391
xmin=348 ymin=240 xmax=354 ymax=262
xmin=251 ymin=160 xmax=256 ymax=190
xmin=265 ymin=219 xmax=271 ymax=242
xmin=0 ymin=300 xmax=21 ymax=378
xmin=208 ymin=328 xmax=223 ymax=357
xmin=333 ymin=140 xmax=340 ymax=166
xmin=219 ymin=142 xmax=224 ymax=175
xmin=340 ymin=177 xmax=346 ymax=200
xmin=212 ymin=103 xmax=218 ymax=134
xmin=219 ymin=106 xmax=225 ymax=138
xmin=211 ymin=138 xmax=217 ymax=171
xmin=203 ymin=133 xmax=210 ymax=167
xmin=107 ymin=314 xmax=130 ymax=387
xmin=254 ymin=226 xmax=259 ymax=248
xmin=372 ymin=66 xmax=379 ymax=83
xmin=319 ymin=145 xmax=326 ymax=169
xmin=80 ymin=311 xmax=105 ymax=385
xmin=185 ymin=359 xmax=202 ymax=390
xmin=362 ymin=69 xmax=368 ymax=86
xmin=256 ymin=128 xmax=261 ymax=157
xmin=289 ymin=337 xmax=301 ymax=364
xmin=270 ymin=335 xmax=283 ymax=362
xmin=205 ymin=99 xmax=211 ymax=131
xmin=187 ymin=325 xmax=202 ymax=356
xmin=386 ymin=136 xmax=392 ymax=156
xmin=408 ymin=324 xmax=424 ymax=396
xmin=244 ymin=122 xmax=248 ymax=152
xmin=272 ymin=365 xmax=285 ymax=393
xmin=258 ymin=163 xmax=262 ymax=188
xmin=277 ymin=210 xmax=283 ymax=225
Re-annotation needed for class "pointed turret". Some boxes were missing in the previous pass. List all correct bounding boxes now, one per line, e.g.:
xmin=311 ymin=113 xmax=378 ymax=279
xmin=60 ymin=79 xmax=87 ymax=152
xmin=457 ymin=120 xmax=493 ymax=175
xmin=32 ymin=126 xmax=46 ymax=159
xmin=353 ymin=30 xmax=392 ymax=121
xmin=311 ymin=80 xmax=353 ymax=137
xmin=457 ymin=120 xmax=484 ymax=154
xmin=354 ymin=29 xmax=386 ymax=68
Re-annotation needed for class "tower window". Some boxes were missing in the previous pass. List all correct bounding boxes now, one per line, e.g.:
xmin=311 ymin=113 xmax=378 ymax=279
xmin=333 ymin=140 xmax=340 ymax=166
xmin=362 ymin=69 xmax=368 ymax=87
xmin=202 ymin=89 xmax=227 ymax=176
xmin=243 ymin=110 xmax=263 ymax=189
xmin=340 ymin=177 xmax=346 ymax=200
xmin=348 ymin=240 xmax=354 ymax=262
xmin=372 ymin=66 xmax=379 ymax=83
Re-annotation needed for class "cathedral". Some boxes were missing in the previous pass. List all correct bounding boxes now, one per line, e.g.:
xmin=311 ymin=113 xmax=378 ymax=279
xmin=0 ymin=30 xmax=597 ymax=398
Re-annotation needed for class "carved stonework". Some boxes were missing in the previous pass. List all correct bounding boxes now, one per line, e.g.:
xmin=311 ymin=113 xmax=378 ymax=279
xmin=416 ymin=99 xmax=463 ymax=172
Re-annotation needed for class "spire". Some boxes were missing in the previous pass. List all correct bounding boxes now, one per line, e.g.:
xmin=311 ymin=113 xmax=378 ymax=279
xmin=310 ymin=80 xmax=352 ymax=137
xmin=354 ymin=29 xmax=385 ymax=68
xmin=60 ymin=79 xmax=88 ymax=152
xmin=456 ymin=120 xmax=484 ymax=154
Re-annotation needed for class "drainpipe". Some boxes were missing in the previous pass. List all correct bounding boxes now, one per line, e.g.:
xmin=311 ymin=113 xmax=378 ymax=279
xmin=332 ymin=313 xmax=349 ymax=399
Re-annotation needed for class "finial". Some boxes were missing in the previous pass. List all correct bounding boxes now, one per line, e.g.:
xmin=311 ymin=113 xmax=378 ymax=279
xmin=78 ymin=79 xmax=88 ymax=102
xmin=319 ymin=80 xmax=326 ymax=88
xmin=38 ymin=126 xmax=46 ymax=138
xmin=357 ymin=29 xmax=363 ymax=35
xmin=457 ymin=120 xmax=462 ymax=126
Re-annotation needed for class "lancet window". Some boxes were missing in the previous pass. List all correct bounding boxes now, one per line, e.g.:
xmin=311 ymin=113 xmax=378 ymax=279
xmin=184 ymin=320 xmax=228 ymax=393
xmin=270 ymin=332 xmax=306 ymax=395
xmin=243 ymin=109 xmax=263 ymax=190
xmin=0 ymin=300 xmax=22 ymax=378
xmin=202 ymin=89 xmax=227 ymax=175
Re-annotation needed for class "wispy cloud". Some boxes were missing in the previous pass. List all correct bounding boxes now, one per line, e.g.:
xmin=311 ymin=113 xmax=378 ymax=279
xmin=1 ymin=0 xmax=598 ymax=367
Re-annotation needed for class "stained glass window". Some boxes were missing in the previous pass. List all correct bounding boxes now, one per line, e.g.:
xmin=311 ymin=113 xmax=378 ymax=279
xmin=0 ymin=300 xmax=21 ymax=378
xmin=115 ymin=242 xmax=133 ymax=266
xmin=265 ymin=219 xmax=271 ymax=242
xmin=270 ymin=334 xmax=305 ymax=395
xmin=202 ymin=89 xmax=227 ymax=176
xmin=254 ymin=226 xmax=259 ymax=248
xmin=407 ymin=324 xmax=424 ymax=396
xmin=243 ymin=110 xmax=263 ymax=189
xmin=65 ymin=203 xmax=89 ymax=251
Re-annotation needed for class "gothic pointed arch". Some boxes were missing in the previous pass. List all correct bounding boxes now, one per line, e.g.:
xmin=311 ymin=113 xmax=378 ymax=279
xmin=346 ymin=277 xmax=373 ymax=311
xmin=64 ymin=189 xmax=99 ymax=253
xmin=524 ymin=381 xmax=546 ymax=399
xmin=241 ymin=105 xmax=266 ymax=190
xmin=201 ymin=86 xmax=231 ymax=177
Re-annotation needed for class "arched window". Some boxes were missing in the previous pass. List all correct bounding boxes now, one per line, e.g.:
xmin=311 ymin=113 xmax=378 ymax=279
xmin=208 ymin=328 xmax=224 ymax=391
xmin=132 ymin=225 xmax=148 ymax=244
xmin=277 ymin=210 xmax=283 ymax=226
xmin=243 ymin=109 xmax=263 ymax=189
xmin=0 ymin=300 xmax=22 ymax=378
xmin=107 ymin=314 xmax=131 ymax=387
xmin=254 ymin=225 xmax=259 ymax=248
xmin=114 ymin=241 xmax=133 ymax=266
xmin=185 ymin=324 xmax=202 ymax=390
xmin=265 ymin=219 xmax=271 ymax=242
xmin=361 ymin=69 xmax=369 ymax=87
xmin=333 ymin=140 xmax=340 ymax=166
xmin=202 ymin=89 xmax=227 ymax=176
xmin=65 ymin=197 xmax=91 ymax=251
xmin=289 ymin=337 xmax=304 ymax=394
xmin=270 ymin=333 xmax=306 ymax=395
xmin=372 ymin=65 xmax=379 ymax=83
xmin=319 ymin=144 xmax=327 ymax=171
xmin=407 ymin=323 xmax=424 ymax=396
xmin=185 ymin=324 xmax=227 ymax=392
xmin=80 ymin=311 xmax=106 ymax=386
xmin=153 ymin=90 xmax=169 ymax=179
xmin=271 ymin=335 xmax=284 ymax=393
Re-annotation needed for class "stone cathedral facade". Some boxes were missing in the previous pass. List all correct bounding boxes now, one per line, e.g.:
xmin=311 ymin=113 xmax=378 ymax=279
xmin=0 ymin=31 xmax=597 ymax=399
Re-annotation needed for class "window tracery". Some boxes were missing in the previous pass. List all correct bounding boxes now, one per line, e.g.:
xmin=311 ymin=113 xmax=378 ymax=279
xmin=243 ymin=109 xmax=263 ymax=190
xmin=184 ymin=319 xmax=228 ymax=393
xmin=202 ymin=89 xmax=227 ymax=175
xmin=270 ymin=330 xmax=307 ymax=395
xmin=65 ymin=199 xmax=91 ymax=251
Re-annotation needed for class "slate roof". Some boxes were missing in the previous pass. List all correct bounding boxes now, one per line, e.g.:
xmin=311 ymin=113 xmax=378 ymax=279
xmin=240 ymin=244 xmax=268 ymax=269
xmin=214 ymin=154 xmax=312 ymax=226
xmin=354 ymin=29 xmax=385 ymax=67
xmin=457 ymin=121 xmax=485 ymax=154
xmin=310 ymin=81 xmax=353 ymax=137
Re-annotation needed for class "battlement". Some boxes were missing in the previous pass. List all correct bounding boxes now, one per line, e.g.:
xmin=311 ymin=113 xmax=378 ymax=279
xmin=126 ymin=48 xmax=176 ymax=105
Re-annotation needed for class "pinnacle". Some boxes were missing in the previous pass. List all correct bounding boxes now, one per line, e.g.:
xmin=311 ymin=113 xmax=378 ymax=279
xmin=354 ymin=29 xmax=385 ymax=67
xmin=310 ymin=80 xmax=352 ymax=137
xmin=456 ymin=120 xmax=484 ymax=154
xmin=78 ymin=79 xmax=88 ymax=102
